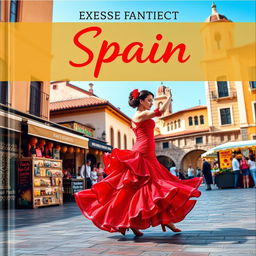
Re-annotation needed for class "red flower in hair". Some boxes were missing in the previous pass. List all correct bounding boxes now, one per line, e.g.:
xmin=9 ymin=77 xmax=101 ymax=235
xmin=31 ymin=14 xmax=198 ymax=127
xmin=131 ymin=89 xmax=139 ymax=100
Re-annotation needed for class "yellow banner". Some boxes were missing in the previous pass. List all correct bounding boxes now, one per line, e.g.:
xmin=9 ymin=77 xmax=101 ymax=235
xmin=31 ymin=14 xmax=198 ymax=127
xmin=0 ymin=22 xmax=255 ymax=81
xmin=219 ymin=150 xmax=232 ymax=169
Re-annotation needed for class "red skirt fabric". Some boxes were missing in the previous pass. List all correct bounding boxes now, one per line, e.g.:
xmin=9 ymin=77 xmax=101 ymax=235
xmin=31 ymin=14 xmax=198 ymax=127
xmin=75 ymin=149 xmax=203 ymax=233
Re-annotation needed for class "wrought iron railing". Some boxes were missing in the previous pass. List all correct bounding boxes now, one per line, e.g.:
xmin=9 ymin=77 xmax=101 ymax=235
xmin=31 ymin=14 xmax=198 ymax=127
xmin=211 ymin=90 xmax=237 ymax=100
xmin=29 ymin=86 xmax=49 ymax=119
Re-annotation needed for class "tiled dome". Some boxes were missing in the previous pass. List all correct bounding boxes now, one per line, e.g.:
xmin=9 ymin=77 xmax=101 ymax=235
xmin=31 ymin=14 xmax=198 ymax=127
xmin=205 ymin=2 xmax=231 ymax=22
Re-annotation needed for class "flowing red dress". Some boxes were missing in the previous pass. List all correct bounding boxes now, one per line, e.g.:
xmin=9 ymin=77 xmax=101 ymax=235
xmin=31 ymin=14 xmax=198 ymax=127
xmin=75 ymin=119 xmax=203 ymax=233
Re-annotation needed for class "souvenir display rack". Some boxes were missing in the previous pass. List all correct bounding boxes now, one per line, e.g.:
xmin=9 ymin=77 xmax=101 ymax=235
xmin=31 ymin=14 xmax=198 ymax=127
xmin=17 ymin=157 xmax=63 ymax=208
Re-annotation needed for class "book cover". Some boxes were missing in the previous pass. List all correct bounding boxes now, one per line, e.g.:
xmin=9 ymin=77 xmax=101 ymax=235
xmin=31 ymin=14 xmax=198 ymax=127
xmin=0 ymin=0 xmax=255 ymax=255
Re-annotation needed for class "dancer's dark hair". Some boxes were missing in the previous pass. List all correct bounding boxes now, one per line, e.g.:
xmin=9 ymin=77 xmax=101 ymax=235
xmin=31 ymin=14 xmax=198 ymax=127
xmin=128 ymin=90 xmax=154 ymax=108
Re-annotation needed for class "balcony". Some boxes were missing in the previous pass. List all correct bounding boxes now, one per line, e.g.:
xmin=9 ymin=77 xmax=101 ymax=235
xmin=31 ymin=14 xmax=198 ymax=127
xmin=211 ymin=91 xmax=237 ymax=101
xmin=29 ymin=89 xmax=49 ymax=119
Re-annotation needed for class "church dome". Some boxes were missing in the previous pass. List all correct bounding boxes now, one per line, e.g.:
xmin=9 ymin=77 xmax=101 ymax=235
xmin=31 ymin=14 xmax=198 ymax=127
xmin=205 ymin=2 xmax=231 ymax=22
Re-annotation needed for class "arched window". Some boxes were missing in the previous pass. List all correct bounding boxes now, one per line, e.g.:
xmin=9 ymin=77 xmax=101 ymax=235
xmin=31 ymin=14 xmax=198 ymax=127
xmin=200 ymin=115 xmax=204 ymax=124
xmin=132 ymin=139 xmax=135 ymax=146
xmin=214 ymin=32 xmax=221 ymax=50
xmin=124 ymin=134 xmax=127 ymax=149
xmin=171 ymin=122 xmax=173 ymax=130
xmin=167 ymin=123 xmax=170 ymax=132
xmin=174 ymin=120 xmax=177 ymax=129
xmin=118 ymin=131 xmax=121 ymax=149
xmin=194 ymin=116 xmax=198 ymax=125
xmin=110 ymin=127 xmax=114 ymax=147
xmin=178 ymin=119 xmax=181 ymax=128
xmin=188 ymin=117 xmax=193 ymax=126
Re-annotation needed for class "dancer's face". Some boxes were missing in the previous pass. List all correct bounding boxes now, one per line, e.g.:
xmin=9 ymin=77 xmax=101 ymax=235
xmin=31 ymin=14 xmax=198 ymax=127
xmin=140 ymin=95 xmax=153 ymax=110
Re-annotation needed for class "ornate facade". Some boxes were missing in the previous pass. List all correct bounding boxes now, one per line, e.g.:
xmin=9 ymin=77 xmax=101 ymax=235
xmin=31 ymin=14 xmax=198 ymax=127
xmin=155 ymin=3 xmax=255 ymax=172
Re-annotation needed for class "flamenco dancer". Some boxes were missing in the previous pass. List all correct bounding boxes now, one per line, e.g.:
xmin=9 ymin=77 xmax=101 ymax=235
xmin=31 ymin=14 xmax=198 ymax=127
xmin=75 ymin=89 xmax=203 ymax=236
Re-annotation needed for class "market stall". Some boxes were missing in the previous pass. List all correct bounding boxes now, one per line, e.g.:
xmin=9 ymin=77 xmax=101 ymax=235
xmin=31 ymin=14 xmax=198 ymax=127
xmin=202 ymin=140 xmax=256 ymax=189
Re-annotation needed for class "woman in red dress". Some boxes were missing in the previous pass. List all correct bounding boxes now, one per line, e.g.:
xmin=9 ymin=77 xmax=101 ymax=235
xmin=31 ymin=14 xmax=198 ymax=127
xmin=75 ymin=89 xmax=203 ymax=236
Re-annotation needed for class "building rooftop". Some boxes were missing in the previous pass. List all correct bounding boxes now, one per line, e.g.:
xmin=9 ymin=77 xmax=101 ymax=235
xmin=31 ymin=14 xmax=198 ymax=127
xmin=205 ymin=2 xmax=231 ymax=22
xmin=155 ymin=128 xmax=209 ymax=140
xmin=160 ymin=105 xmax=207 ymax=119
xmin=50 ymin=97 xmax=108 ymax=111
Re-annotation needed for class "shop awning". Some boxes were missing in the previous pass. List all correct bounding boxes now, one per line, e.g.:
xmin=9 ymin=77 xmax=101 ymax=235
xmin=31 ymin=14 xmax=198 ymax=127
xmin=210 ymin=140 xmax=256 ymax=152
xmin=89 ymin=139 xmax=112 ymax=152
xmin=201 ymin=150 xmax=217 ymax=158
xmin=0 ymin=110 xmax=22 ymax=133
xmin=27 ymin=120 xmax=88 ymax=149
xmin=201 ymin=140 xmax=256 ymax=158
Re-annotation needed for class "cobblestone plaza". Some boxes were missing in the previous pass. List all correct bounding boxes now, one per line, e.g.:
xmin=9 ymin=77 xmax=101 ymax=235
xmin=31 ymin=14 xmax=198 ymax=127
xmin=1 ymin=185 xmax=255 ymax=256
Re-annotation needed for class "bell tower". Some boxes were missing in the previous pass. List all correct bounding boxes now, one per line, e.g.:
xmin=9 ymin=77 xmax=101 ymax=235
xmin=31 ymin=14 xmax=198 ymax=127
xmin=154 ymin=82 xmax=172 ymax=116
xmin=202 ymin=2 xmax=234 ymax=59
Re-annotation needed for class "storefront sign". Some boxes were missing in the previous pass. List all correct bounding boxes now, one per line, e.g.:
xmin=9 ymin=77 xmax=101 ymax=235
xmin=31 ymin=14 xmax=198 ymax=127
xmin=63 ymin=178 xmax=84 ymax=201
xmin=89 ymin=141 xmax=112 ymax=152
xmin=17 ymin=160 xmax=32 ymax=208
xmin=61 ymin=122 xmax=95 ymax=137
xmin=18 ymin=161 xmax=31 ymax=187
xmin=72 ymin=180 xmax=84 ymax=193
xmin=28 ymin=123 xmax=88 ymax=148
xmin=74 ymin=123 xmax=94 ymax=137
xmin=219 ymin=150 xmax=232 ymax=169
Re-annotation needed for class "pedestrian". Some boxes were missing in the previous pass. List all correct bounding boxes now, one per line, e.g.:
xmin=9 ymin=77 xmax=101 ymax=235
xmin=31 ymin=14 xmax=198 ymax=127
xmin=240 ymin=155 xmax=250 ymax=188
xmin=75 ymin=89 xmax=203 ymax=236
xmin=248 ymin=155 xmax=256 ymax=187
xmin=187 ymin=165 xmax=194 ymax=179
xmin=96 ymin=162 xmax=105 ymax=182
xmin=80 ymin=160 xmax=92 ymax=189
xmin=202 ymin=159 xmax=213 ymax=191
xmin=232 ymin=153 xmax=240 ymax=188
xmin=169 ymin=165 xmax=177 ymax=176
xmin=177 ymin=168 xmax=186 ymax=180
xmin=90 ymin=166 xmax=98 ymax=185
xmin=196 ymin=167 xmax=201 ymax=177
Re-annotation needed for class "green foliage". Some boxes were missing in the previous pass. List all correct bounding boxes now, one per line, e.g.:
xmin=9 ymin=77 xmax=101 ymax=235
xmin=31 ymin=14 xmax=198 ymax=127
xmin=215 ymin=168 xmax=232 ymax=175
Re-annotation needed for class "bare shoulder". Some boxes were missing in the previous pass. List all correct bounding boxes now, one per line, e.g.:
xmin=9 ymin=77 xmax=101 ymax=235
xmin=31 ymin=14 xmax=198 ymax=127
xmin=133 ymin=110 xmax=150 ymax=122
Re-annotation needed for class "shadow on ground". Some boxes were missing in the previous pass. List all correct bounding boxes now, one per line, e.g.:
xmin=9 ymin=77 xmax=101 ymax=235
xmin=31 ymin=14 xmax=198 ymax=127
xmin=0 ymin=202 xmax=80 ymax=231
xmin=110 ymin=228 xmax=255 ymax=245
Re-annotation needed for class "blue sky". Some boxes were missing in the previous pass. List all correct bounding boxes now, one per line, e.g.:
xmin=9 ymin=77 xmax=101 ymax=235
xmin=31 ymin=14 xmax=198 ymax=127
xmin=53 ymin=0 xmax=255 ymax=117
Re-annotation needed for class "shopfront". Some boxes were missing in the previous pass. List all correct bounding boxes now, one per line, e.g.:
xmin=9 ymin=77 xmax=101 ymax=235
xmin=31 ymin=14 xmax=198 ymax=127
xmin=87 ymin=139 xmax=112 ymax=167
xmin=16 ymin=118 xmax=89 ymax=207
xmin=23 ymin=119 xmax=89 ymax=174
xmin=0 ymin=110 xmax=21 ymax=209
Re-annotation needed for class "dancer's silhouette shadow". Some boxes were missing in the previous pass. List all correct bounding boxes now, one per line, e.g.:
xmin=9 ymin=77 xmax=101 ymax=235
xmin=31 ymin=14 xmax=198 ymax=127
xmin=111 ymin=228 xmax=255 ymax=245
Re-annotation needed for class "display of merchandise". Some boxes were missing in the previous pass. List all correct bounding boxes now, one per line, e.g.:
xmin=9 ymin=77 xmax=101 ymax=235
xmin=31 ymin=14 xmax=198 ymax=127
xmin=18 ymin=157 xmax=63 ymax=208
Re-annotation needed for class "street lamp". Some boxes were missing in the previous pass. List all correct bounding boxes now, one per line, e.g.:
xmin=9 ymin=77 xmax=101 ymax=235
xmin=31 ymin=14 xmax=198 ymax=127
xmin=101 ymin=131 xmax=106 ymax=141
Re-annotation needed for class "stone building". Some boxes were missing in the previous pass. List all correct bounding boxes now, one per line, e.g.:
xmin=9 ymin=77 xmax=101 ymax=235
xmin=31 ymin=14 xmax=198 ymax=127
xmin=154 ymin=3 xmax=255 ymax=173
xmin=50 ymin=82 xmax=136 ymax=164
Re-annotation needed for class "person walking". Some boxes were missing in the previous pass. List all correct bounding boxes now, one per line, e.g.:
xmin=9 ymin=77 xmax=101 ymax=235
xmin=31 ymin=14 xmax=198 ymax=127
xmin=187 ymin=166 xmax=194 ymax=179
xmin=80 ymin=160 xmax=92 ymax=189
xmin=177 ymin=169 xmax=186 ymax=180
xmin=169 ymin=165 xmax=178 ymax=176
xmin=196 ymin=167 xmax=201 ymax=177
xmin=90 ymin=166 xmax=98 ymax=185
xmin=96 ymin=162 xmax=105 ymax=182
xmin=202 ymin=159 xmax=213 ymax=191
xmin=248 ymin=155 xmax=256 ymax=187
xmin=75 ymin=89 xmax=202 ymax=236
xmin=232 ymin=154 xmax=240 ymax=188
xmin=240 ymin=156 xmax=250 ymax=188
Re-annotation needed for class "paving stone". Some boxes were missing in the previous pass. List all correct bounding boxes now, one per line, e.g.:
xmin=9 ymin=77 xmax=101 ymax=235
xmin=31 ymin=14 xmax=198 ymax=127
xmin=0 ymin=186 xmax=255 ymax=256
